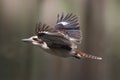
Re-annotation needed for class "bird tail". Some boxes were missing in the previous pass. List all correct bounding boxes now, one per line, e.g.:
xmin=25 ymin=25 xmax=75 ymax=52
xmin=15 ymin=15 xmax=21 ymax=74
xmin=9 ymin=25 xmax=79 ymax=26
xmin=73 ymin=49 xmax=102 ymax=60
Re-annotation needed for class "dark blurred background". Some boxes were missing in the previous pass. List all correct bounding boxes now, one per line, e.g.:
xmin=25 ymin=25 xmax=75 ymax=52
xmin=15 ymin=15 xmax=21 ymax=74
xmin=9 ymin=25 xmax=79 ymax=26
xmin=0 ymin=0 xmax=120 ymax=80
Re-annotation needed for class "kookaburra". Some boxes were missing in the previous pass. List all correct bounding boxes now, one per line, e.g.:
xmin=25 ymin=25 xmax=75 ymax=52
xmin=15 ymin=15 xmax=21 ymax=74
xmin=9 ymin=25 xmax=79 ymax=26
xmin=22 ymin=13 xmax=102 ymax=60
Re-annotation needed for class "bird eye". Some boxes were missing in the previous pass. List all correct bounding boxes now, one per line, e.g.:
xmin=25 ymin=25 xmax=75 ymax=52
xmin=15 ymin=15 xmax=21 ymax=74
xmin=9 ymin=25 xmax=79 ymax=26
xmin=33 ymin=38 xmax=38 ymax=41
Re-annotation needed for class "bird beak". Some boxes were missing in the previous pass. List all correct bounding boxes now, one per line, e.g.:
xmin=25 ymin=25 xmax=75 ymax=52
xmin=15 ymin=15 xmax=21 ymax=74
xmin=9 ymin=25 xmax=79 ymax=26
xmin=21 ymin=38 xmax=33 ymax=42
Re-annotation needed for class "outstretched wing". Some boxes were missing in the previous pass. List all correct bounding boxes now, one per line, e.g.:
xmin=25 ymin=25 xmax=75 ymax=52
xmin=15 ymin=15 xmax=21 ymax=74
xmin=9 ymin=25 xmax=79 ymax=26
xmin=35 ymin=22 xmax=63 ymax=37
xmin=55 ymin=13 xmax=82 ymax=44
xmin=35 ymin=22 xmax=57 ymax=34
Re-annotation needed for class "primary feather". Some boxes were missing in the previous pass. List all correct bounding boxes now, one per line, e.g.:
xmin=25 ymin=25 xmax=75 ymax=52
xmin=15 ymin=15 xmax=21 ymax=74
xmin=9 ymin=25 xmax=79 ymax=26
xmin=55 ymin=13 xmax=82 ymax=43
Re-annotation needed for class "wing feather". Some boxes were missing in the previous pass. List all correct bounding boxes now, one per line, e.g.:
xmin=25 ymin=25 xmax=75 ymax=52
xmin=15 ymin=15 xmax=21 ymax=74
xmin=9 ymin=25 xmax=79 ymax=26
xmin=35 ymin=22 xmax=57 ymax=35
xmin=55 ymin=13 xmax=82 ymax=44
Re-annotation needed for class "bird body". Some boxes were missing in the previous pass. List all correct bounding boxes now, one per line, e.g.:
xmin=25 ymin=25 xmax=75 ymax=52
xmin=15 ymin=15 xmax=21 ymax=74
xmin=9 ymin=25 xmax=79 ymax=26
xmin=22 ymin=13 xmax=102 ymax=60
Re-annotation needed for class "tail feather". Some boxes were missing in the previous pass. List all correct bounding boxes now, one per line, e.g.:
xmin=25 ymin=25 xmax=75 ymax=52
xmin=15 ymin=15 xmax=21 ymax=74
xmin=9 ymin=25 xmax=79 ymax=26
xmin=74 ymin=49 xmax=102 ymax=60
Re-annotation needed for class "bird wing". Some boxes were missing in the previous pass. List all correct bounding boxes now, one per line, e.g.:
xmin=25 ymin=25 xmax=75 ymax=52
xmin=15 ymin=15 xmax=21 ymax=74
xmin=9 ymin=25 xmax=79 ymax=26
xmin=35 ymin=22 xmax=57 ymax=34
xmin=55 ymin=13 xmax=82 ymax=44
xmin=35 ymin=22 xmax=72 ymax=50
xmin=39 ymin=34 xmax=72 ymax=50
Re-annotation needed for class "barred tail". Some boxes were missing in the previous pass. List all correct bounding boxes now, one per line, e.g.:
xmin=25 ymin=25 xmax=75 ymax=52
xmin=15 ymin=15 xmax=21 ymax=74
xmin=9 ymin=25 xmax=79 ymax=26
xmin=74 ymin=49 xmax=102 ymax=60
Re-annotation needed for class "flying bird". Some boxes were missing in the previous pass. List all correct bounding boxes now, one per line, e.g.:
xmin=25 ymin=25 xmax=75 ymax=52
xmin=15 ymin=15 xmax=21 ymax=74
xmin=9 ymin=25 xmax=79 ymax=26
xmin=22 ymin=13 xmax=102 ymax=60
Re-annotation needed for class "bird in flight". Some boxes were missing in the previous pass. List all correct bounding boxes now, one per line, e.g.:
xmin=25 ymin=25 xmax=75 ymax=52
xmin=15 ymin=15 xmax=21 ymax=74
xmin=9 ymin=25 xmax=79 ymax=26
xmin=22 ymin=13 xmax=102 ymax=60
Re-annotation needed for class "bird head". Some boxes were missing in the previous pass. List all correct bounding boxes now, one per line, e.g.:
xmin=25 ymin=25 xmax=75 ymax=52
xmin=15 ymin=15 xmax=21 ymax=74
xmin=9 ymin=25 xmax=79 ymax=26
xmin=22 ymin=36 xmax=41 ymax=45
xmin=22 ymin=35 xmax=49 ymax=49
